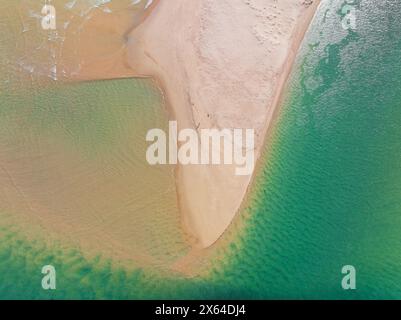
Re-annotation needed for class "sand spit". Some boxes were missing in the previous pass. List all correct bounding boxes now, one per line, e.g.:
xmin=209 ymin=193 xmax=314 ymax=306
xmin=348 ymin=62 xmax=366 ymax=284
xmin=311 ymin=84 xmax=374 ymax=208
xmin=12 ymin=0 xmax=320 ymax=252
xmin=127 ymin=0 xmax=321 ymax=248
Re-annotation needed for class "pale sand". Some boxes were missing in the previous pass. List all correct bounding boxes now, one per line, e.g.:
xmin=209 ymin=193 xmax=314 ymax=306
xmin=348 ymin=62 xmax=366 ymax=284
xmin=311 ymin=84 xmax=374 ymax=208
xmin=126 ymin=0 xmax=321 ymax=248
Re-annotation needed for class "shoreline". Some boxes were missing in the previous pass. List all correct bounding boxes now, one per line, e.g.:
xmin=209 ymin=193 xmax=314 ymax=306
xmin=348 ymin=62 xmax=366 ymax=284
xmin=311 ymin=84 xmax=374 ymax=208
xmin=239 ymin=0 xmax=322 ymax=230
xmin=127 ymin=0 xmax=321 ymax=248
xmin=168 ymin=0 xmax=322 ymax=273
xmin=208 ymin=0 xmax=322 ymax=251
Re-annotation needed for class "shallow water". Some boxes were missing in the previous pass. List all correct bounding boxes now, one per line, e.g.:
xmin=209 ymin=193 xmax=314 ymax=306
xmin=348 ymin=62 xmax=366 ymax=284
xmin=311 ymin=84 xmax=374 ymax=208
xmin=214 ymin=0 xmax=401 ymax=299
xmin=14 ymin=0 xmax=152 ymax=79
xmin=1 ymin=0 xmax=401 ymax=299
xmin=0 ymin=0 xmax=190 ymax=277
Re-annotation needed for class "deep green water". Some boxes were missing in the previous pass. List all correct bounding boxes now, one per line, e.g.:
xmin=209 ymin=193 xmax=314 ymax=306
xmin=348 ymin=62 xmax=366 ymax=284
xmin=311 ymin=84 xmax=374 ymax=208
xmin=1 ymin=0 xmax=401 ymax=299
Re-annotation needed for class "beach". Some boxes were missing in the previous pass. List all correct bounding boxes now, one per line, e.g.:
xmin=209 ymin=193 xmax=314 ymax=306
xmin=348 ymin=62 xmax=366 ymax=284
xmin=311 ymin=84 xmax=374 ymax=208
xmin=3 ymin=0 xmax=321 ymax=257
xmin=127 ymin=0 xmax=321 ymax=247
xmin=3 ymin=0 xmax=401 ymax=299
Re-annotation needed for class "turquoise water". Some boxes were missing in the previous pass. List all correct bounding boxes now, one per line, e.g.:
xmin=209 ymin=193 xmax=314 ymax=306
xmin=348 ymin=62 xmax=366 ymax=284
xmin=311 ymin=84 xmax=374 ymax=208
xmin=1 ymin=0 xmax=401 ymax=299
xmin=219 ymin=0 xmax=401 ymax=299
